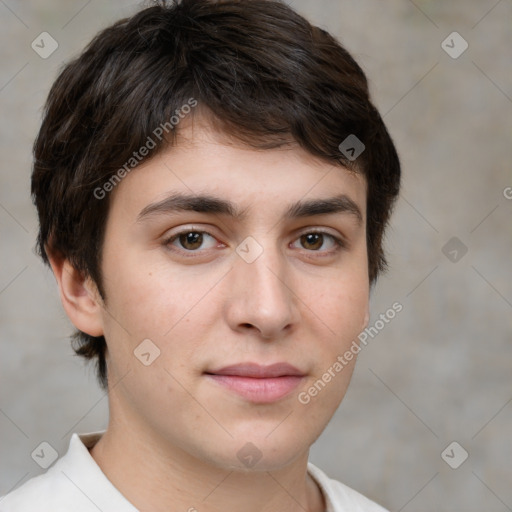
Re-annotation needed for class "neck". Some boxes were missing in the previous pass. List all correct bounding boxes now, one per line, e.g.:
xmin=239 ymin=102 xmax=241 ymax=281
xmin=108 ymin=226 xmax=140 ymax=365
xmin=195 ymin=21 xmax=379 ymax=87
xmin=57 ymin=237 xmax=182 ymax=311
xmin=89 ymin=419 xmax=325 ymax=512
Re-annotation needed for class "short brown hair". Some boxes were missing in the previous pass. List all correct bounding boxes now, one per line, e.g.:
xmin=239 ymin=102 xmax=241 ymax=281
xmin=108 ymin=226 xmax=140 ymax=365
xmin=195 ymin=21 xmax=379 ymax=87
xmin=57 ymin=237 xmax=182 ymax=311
xmin=32 ymin=0 xmax=400 ymax=391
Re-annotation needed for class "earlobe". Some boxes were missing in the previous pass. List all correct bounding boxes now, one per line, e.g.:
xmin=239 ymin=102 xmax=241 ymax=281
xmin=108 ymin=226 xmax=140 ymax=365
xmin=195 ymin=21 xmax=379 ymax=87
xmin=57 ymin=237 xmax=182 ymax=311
xmin=47 ymin=251 xmax=104 ymax=337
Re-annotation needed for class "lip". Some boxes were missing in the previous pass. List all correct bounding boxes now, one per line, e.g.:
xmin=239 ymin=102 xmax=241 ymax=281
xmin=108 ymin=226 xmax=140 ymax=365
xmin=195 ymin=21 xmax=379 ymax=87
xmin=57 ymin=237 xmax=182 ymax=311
xmin=207 ymin=362 xmax=304 ymax=378
xmin=205 ymin=362 xmax=305 ymax=403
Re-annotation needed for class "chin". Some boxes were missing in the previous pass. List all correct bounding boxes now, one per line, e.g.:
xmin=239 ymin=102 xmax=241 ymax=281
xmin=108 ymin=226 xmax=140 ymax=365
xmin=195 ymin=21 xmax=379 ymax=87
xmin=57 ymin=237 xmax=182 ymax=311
xmin=203 ymin=435 xmax=309 ymax=474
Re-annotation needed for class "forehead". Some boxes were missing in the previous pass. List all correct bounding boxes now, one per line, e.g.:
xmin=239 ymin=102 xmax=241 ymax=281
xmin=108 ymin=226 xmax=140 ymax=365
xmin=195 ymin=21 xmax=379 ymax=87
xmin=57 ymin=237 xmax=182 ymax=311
xmin=108 ymin=117 xmax=367 ymax=221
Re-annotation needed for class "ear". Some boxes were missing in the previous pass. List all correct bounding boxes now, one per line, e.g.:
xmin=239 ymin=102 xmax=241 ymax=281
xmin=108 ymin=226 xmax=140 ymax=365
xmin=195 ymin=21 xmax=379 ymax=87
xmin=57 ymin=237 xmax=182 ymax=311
xmin=47 ymin=251 xmax=104 ymax=337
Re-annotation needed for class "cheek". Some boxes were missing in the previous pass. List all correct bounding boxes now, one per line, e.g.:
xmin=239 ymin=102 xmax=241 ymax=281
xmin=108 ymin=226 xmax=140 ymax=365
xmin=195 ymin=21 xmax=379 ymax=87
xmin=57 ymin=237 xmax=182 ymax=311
xmin=314 ymin=273 xmax=369 ymax=340
xmin=103 ymin=250 xmax=174 ymax=320
xmin=100 ymin=255 xmax=224 ymax=359
xmin=297 ymin=279 xmax=368 ymax=424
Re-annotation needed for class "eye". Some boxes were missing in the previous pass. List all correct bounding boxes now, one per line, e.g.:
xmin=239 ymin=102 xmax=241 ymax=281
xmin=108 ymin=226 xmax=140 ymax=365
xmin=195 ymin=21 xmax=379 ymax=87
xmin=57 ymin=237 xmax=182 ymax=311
xmin=165 ymin=230 xmax=219 ymax=252
xmin=291 ymin=231 xmax=345 ymax=253
xmin=163 ymin=228 xmax=346 ymax=257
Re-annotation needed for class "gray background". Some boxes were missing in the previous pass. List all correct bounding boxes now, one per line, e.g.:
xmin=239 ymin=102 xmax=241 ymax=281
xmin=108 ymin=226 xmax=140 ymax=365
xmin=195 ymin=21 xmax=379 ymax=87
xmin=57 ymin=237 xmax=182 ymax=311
xmin=1 ymin=1 xmax=511 ymax=510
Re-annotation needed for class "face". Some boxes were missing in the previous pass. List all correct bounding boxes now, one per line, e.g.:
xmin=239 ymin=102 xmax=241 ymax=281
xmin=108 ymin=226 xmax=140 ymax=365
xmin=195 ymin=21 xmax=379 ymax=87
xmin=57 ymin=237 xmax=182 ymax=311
xmin=96 ymin=118 xmax=369 ymax=471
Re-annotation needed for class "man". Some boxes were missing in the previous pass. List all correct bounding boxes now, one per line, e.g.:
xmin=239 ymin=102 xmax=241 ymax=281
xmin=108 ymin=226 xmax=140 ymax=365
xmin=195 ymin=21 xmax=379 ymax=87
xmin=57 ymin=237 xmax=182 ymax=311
xmin=1 ymin=0 xmax=400 ymax=510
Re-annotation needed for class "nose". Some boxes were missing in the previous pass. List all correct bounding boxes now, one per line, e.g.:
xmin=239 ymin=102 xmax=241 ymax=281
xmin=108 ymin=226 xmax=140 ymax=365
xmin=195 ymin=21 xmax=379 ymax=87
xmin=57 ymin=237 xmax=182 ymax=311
xmin=224 ymin=242 xmax=300 ymax=340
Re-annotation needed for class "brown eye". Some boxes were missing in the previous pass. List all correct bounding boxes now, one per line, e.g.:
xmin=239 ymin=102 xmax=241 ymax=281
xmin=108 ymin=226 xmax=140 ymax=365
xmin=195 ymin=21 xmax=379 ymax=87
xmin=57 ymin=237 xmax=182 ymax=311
xmin=166 ymin=231 xmax=218 ymax=252
xmin=291 ymin=231 xmax=345 ymax=254
xmin=300 ymin=233 xmax=324 ymax=250
xmin=179 ymin=232 xmax=203 ymax=250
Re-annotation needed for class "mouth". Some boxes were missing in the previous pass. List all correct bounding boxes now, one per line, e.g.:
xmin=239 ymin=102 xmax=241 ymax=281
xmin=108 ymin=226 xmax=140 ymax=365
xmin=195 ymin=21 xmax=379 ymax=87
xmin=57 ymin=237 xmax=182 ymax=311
xmin=204 ymin=362 xmax=305 ymax=404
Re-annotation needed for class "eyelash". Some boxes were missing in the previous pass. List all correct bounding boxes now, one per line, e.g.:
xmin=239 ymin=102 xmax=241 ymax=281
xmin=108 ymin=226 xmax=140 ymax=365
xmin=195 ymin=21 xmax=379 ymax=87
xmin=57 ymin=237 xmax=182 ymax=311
xmin=163 ymin=228 xmax=347 ymax=257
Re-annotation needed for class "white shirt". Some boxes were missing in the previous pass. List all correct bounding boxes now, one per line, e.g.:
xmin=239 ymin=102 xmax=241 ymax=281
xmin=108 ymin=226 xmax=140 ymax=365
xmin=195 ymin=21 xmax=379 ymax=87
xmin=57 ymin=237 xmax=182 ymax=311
xmin=0 ymin=431 xmax=388 ymax=512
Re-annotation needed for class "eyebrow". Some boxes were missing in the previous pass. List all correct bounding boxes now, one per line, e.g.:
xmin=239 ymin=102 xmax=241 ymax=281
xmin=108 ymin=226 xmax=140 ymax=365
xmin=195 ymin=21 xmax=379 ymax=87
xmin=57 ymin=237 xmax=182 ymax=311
xmin=137 ymin=192 xmax=363 ymax=225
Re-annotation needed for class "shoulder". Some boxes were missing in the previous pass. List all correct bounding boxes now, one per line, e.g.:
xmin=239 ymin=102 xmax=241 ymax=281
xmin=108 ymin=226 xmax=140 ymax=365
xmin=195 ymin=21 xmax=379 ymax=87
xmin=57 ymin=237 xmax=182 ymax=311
xmin=307 ymin=462 xmax=389 ymax=512
xmin=0 ymin=431 xmax=134 ymax=512
xmin=0 ymin=456 xmax=76 ymax=511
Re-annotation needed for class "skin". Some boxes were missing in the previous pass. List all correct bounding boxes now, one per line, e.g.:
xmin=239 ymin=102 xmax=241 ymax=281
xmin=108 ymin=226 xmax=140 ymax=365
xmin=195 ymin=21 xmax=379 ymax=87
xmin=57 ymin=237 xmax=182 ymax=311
xmin=50 ymin=117 xmax=370 ymax=512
